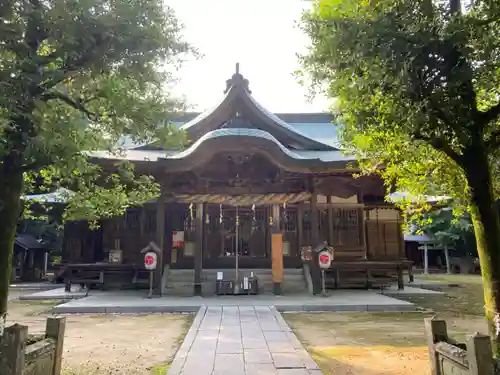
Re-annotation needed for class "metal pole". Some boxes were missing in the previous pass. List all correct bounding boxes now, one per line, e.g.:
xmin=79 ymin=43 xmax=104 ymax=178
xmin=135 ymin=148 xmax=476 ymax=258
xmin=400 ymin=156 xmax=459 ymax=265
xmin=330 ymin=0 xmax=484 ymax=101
xmin=321 ymin=269 xmax=326 ymax=295
xmin=148 ymin=271 xmax=153 ymax=299
xmin=235 ymin=205 xmax=239 ymax=293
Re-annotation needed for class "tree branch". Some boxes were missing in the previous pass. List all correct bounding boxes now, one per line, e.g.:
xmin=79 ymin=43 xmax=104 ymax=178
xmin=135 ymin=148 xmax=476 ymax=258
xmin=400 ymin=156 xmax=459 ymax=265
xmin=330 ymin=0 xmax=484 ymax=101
xmin=481 ymin=102 xmax=500 ymax=125
xmin=413 ymin=132 xmax=464 ymax=166
xmin=487 ymin=130 xmax=500 ymax=150
xmin=41 ymin=91 xmax=99 ymax=121
xmin=36 ymin=34 xmax=114 ymax=94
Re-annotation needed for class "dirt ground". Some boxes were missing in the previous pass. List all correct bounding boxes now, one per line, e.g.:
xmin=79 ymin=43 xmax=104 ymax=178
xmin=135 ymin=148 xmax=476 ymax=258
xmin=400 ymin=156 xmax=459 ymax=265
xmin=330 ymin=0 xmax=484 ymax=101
xmin=284 ymin=274 xmax=488 ymax=375
xmin=6 ymin=299 xmax=193 ymax=375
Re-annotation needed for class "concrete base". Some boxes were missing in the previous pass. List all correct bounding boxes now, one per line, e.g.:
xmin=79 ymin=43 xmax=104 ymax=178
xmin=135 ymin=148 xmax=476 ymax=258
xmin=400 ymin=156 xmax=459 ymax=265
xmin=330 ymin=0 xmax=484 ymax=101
xmin=18 ymin=287 xmax=87 ymax=301
xmin=48 ymin=289 xmax=417 ymax=314
xmin=272 ymin=283 xmax=282 ymax=295
xmin=382 ymin=285 xmax=444 ymax=296
xmin=9 ymin=282 xmax=60 ymax=291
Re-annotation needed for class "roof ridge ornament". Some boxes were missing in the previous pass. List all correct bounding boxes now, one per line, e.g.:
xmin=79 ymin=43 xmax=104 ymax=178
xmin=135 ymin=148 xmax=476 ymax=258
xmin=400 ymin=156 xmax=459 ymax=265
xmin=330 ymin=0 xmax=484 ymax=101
xmin=224 ymin=62 xmax=251 ymax=94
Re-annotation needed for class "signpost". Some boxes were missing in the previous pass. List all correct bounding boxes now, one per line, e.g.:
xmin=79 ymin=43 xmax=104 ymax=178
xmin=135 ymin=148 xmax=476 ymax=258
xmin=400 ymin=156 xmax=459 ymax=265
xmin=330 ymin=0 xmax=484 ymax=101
xmin=144 ymin=251 xmax=157 ymax=298
xmin=318 ymin=249 xmax=332 ymax=296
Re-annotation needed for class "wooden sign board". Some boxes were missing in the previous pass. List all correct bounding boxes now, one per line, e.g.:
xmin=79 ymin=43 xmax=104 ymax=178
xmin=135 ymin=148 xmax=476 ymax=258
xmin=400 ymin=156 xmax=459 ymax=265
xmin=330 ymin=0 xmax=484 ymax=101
xmin=272 ymin=233 xmax=284 ymax=283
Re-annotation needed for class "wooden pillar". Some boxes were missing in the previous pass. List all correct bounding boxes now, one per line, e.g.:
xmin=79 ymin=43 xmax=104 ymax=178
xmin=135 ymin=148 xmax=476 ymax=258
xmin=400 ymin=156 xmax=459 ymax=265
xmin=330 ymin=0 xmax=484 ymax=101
xmin=297 ymin=202 xmax=304 ymax=252
xmin=423 ymin=243 xmax=429 ymax=275
xmin=155 ymin=193 xmax=166 ymax=294
xmin=327 ymin=195 xmax=334 ymax=246
xmin=444 ymin=244 xmax=451 ymax=274
xmin=0 ymin=323 xmax=28 ymax=375
xmin=310 ymin=190 xmax=319 ymax=245
xmin=424 ymin=318 xmax=448 ymax=375
xmin=194 ymin=203 xmax=204 ymax=296
xmin=46 ymin=317 xmax=66 ymax=375
xmin=271 ymin=204 xmax=283 ymax=295
xmin=309 ymin=177 xmax=322 ymax=295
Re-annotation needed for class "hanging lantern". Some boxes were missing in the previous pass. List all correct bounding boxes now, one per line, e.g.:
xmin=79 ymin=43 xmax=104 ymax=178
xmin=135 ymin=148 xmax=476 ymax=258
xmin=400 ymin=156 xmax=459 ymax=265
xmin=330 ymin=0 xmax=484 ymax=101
xmin=219 ymin=204 xmax=223 ymax=224
xmin=282 ymin=202 xmax=288 ymax=223
xmin=269 ymin=215 xmax=273 ymax=226
xmin=205 ymin=213 xmax=210 ymax=224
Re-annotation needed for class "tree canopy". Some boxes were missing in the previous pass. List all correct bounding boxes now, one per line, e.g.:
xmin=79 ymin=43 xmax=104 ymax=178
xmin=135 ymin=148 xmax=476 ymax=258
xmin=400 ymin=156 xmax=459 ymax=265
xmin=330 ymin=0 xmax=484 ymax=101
xmin=299 ymin=0 xmax=499 ymax=211
xmin=0 ymin=0 xmax=191 ymax=332
xmin=299 ymin=0 xmax=500 ymax=358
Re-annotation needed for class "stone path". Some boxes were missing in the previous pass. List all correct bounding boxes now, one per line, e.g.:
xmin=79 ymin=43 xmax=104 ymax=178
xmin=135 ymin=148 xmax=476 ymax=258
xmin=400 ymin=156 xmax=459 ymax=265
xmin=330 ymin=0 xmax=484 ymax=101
xmin=168 ymin=306 xmax=322 ymax=375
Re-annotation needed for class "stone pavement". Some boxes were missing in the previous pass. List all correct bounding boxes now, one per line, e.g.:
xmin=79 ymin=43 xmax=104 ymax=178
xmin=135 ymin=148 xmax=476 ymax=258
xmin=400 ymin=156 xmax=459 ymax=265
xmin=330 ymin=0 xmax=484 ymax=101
xmin=46 ymin=288 xmax=420 ymax=313
xmin=168 ymin=305 xmax=321 ymax=375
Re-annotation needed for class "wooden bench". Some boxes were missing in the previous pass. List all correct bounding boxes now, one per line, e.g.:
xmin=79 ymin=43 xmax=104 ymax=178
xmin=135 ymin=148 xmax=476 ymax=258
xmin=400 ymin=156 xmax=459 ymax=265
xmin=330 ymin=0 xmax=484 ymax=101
xmin=325 ymin=260 xmax=413 ymax=290
xmin=62 ymin=263 xmax=151 ymax=292
xmin=64 ymin=269 xmax=104 ymax=295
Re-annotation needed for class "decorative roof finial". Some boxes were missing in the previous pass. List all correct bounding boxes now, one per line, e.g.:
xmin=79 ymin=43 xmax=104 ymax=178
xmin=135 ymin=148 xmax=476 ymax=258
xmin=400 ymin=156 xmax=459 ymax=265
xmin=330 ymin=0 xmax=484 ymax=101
xmin=224 ymin=63 xmax=251 ymax=94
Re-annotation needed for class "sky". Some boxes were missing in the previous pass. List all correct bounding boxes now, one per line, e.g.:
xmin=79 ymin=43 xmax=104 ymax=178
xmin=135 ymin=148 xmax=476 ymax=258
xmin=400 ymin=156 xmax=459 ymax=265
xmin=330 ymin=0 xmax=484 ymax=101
xmin=165 ymin=0 xmax=331 ymax=113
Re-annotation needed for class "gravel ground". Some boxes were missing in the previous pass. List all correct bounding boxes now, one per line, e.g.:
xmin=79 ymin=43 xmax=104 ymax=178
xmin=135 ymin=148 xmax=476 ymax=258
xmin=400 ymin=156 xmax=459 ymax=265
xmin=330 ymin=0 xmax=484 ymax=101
xmin=6 ymin=298 xmax=193 ymax=375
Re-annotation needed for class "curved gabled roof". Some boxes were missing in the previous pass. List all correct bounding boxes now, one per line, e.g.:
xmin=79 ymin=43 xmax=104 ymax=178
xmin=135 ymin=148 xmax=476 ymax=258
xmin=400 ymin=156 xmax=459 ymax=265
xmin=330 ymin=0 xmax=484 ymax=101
xmin=156 ymin=128 xmax=355 ymax=173
xmin=177 ymin=65 xmax=337 ymax=151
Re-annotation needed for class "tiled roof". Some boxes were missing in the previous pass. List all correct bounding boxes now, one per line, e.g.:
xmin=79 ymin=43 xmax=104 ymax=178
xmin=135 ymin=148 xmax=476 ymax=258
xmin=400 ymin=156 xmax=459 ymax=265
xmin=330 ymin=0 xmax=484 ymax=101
xmin=88 ymin=128 xmax=355 ymax=163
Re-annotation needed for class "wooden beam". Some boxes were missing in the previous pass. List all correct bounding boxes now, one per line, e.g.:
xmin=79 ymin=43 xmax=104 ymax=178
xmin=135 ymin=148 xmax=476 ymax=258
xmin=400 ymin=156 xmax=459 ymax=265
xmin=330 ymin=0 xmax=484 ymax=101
xmin=310 ymin=190 xmax=319 ymax=245
xmin=308 ymin=176 xmax=322 ymax=295
xmin=194 ymin=203 xmax=204 ymax=296
xmin=272 ymin=204 xmax=281 ymax=233
xmin=297 ymin=202 xmax=304 ymax=250
xmin=155 ymin=192 xmax=166 ymax=294
xmin=327 ymin=195 xmax=334 ymax=246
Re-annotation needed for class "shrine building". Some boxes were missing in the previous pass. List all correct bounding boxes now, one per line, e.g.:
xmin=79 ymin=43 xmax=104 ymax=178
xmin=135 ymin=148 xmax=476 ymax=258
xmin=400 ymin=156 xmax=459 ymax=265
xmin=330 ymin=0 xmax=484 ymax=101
xmin=60 ymin=66 xmax=410 ymax=295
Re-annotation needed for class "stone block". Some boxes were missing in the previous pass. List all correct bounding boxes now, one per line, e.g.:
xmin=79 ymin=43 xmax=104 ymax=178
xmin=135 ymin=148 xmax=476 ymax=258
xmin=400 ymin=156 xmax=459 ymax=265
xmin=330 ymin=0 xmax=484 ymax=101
xmin=245 ymin=363 xmax=278 ymax=375
xmin=244 ymin=349 xmax=274 ymax=364
xmin=272 ymin=353 xmax=306 ymax=369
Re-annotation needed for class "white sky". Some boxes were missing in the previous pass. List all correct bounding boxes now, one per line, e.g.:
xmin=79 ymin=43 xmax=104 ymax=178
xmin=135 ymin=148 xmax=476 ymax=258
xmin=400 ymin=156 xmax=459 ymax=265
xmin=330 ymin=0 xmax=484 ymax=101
xmin=165 ymin=0 xmax=331 ymax=113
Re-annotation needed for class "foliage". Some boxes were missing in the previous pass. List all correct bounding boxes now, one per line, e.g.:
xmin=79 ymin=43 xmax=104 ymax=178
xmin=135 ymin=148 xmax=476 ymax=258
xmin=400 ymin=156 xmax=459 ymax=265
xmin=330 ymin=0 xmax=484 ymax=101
xmin=298 ymin=0 xmax=500 ymax=213
xmin=0 ymin=0 xmax=191 ymax=220
xmin=0 ymin=0 xmax=192 ymax=329
xmin=411 ymin=207 xmax=473 ymax=244
xmin=299 ymin=0 xmax=500 ymax=356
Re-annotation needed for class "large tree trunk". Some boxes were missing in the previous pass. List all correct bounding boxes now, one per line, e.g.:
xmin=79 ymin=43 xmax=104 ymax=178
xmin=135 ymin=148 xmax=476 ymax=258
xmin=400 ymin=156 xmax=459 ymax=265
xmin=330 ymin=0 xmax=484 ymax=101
xmin=0 ymin=160 xmax=23 ymax=335
xmin=464 ymin=148 xmax=500 ymax=357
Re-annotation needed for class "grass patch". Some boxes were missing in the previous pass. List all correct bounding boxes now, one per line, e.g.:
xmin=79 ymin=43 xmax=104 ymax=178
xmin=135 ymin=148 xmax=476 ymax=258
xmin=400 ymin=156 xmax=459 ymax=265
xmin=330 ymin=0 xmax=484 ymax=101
xmin=150 ymin=362 xmax=170 ymax=375
xmin=285 ymin=274 xmax=487 ymax=375
xmin=401 ymin=274 xmax=484 ymax=316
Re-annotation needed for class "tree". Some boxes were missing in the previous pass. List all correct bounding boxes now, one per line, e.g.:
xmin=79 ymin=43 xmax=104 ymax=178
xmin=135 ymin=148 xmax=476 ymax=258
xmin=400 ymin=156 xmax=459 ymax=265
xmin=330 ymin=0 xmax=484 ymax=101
xmin=0 ymin=0 xmax=190 ymax=333
xmin=299 ymin=0 xmax=500 ymax=356
xmin=416 ymin=208 xmax=473 ymax=246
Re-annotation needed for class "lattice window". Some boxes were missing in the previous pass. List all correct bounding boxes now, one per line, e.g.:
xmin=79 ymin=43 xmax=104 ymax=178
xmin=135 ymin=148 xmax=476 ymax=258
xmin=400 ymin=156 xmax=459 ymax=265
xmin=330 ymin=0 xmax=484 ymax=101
xmin=145 ymin=210 xmax=156 ymax=232
xmin=181 ymin=204 xmax=196 ymax=234
xmin=126 ymin=209 xmax=140 ymax=229
xmin=280 ymin=206 xmax=297 ymax=233
xmin=333 ymin=208 xmax=361 ymax=246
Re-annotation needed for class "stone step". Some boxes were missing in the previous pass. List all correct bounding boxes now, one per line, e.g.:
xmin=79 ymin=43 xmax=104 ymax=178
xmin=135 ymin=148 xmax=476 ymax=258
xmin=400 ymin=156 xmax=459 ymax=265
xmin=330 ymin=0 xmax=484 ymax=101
xmin=167 ymin=269 xmax=304 ymax=282
xmin=166 ymin=268 xmax=308 ymax=295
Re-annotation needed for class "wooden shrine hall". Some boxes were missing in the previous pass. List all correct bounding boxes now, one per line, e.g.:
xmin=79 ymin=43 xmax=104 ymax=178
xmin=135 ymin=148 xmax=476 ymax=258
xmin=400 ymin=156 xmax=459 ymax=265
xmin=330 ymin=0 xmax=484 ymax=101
xmin=61 ymin=65 xmax=412 ymax=295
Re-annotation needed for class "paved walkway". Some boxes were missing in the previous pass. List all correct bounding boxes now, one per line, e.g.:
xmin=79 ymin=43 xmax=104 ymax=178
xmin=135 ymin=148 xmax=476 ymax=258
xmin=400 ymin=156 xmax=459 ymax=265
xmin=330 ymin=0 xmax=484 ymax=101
xmin=168 ymin=306 xmax=322 ymax=375
xmin=44 ymin=288 xmax=423 ymax=313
